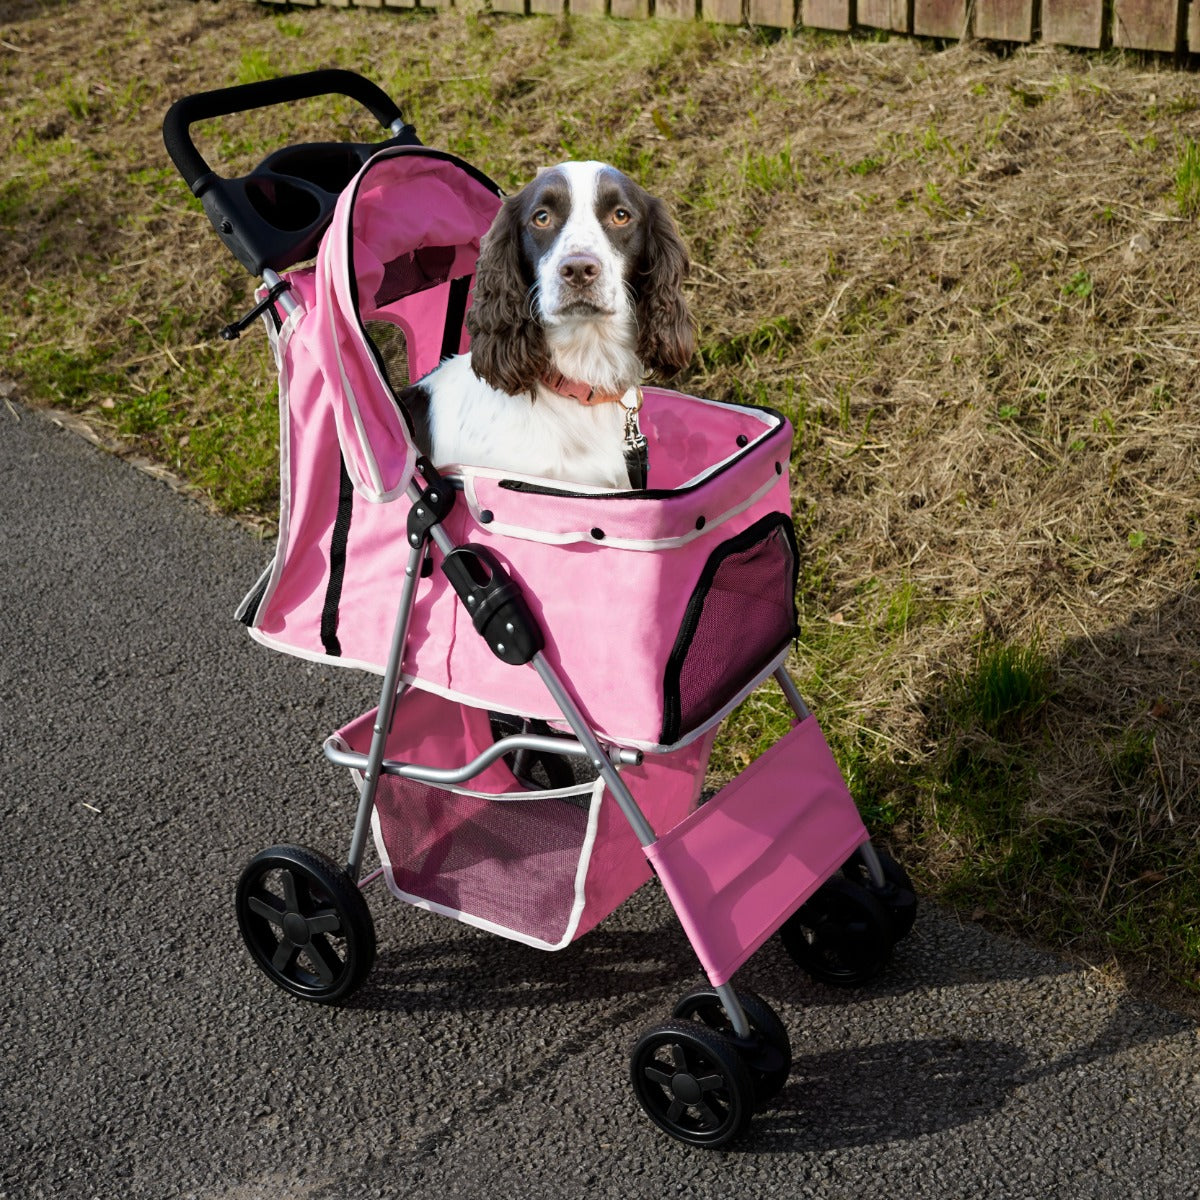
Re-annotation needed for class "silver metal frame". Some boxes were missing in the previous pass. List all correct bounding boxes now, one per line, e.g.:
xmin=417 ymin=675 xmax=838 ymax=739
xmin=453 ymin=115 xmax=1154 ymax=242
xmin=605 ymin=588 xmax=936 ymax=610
xmin=316 ymin=469 xmax=880 ymax=1043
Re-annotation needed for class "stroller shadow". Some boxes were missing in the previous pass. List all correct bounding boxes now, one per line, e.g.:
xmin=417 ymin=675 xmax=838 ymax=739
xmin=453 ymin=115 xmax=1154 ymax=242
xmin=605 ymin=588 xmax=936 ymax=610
xmin=919 ymin=584 xmax=1200 ymax=1012
xmin=350 ymin=896 xmax=1195 ymax=1156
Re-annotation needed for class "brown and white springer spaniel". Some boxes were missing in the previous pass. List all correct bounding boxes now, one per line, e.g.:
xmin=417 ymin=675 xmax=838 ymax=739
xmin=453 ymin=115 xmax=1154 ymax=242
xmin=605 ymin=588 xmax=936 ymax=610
xmin=400 ymin=161 xmax=694 ymax=488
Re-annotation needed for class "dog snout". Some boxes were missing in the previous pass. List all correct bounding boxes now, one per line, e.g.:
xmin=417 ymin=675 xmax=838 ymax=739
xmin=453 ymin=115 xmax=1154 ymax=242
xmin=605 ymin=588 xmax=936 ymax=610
xmin=559 ymin=253 xmax=602 ymax=289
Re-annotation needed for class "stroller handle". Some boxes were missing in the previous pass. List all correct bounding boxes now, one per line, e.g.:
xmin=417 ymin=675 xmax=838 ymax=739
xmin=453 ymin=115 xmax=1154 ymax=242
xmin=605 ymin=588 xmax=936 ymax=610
xmin=163 ymin=68 xmax=406 ymax=194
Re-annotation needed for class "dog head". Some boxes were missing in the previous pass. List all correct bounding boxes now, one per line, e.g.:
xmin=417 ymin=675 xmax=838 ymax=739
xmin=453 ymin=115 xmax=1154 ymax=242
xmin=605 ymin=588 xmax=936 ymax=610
xmin=466 ymin=161 xmax=694 ymax=397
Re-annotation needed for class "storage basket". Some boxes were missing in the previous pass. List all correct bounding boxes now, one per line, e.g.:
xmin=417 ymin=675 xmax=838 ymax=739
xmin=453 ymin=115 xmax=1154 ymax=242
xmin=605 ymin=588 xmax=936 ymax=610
xmin=327 ymin=689 xmax=718 ymax=949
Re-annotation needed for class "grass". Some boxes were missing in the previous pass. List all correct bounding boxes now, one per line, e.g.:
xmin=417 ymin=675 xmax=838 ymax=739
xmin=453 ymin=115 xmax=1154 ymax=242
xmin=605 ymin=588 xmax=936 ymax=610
xmin=5 ymin=0 xmax=1200 ymax=1013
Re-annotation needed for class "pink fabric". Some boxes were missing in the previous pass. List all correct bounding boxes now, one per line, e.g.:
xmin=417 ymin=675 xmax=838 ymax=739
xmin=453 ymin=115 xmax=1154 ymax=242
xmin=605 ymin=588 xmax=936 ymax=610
xmin=312 ymin=151 xmax=500 ymax=500
xmin=248 ymin=147 xmax=797 ymax=749
xmin=332 ymin=691 xmax=718 ymax=945
xmin=644 ymin=716 xmax=868 ymax=986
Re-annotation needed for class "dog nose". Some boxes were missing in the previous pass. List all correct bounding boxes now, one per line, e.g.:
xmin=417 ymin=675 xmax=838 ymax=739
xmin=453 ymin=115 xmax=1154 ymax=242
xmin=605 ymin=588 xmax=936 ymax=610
xmin=559 ymin=254 xmax=601 ymax=289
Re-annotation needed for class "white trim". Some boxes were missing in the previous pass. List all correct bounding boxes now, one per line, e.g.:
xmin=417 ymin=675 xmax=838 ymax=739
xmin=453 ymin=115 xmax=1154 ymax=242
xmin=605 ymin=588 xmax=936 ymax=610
xmin=365 ymin=775 xmax=607 ymax=952
xmin=325 ymin=199 xmax=415 ymax=506
xmin=250 ymin=631 xmax=792 ymax=755
xmin=238 ymin=298 xmax=304 ymax=628
xmin=461 ymin=470 xmax=781 ymax=552
xmin=657 ymin=644 xmax=794 ymax=753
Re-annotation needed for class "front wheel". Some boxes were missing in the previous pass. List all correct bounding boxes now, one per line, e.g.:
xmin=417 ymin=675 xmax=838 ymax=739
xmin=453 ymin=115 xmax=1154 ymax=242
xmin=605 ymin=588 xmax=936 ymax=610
xmin=672 ymin=987 xmax=792 ymax=1102
xmin=630 ymin=1021 xmax=755 ymax=1147
xmin=235 ymin=844 xmax=376 ymax=1005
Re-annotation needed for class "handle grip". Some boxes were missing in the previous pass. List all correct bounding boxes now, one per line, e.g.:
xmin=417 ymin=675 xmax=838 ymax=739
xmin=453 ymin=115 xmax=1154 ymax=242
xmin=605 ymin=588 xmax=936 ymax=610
xmin=163 ymin=68 xmax=404 ymax=193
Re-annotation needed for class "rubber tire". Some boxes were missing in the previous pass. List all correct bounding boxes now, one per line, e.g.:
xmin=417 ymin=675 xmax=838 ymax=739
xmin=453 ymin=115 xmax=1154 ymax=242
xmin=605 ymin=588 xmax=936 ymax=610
xmin=672 ymin=987 xmax=792 ymax=1103
xmin=780 ymin=874 xmax=894 ymax=987
xmin=630 ymin=1021 xmax=755 ymax=1148
xmin=840 ymin=845 xmax=918 ymax=941
xmin=236 ymin=844 xmax=376 ymax=1005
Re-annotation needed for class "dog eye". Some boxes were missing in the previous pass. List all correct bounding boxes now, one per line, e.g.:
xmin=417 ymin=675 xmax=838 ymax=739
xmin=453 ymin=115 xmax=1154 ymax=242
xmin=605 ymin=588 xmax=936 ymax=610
xmin=531 ymin=209 xmax=552 ymax=228
xmin=611 ymin=208 xmax=633 ymax=226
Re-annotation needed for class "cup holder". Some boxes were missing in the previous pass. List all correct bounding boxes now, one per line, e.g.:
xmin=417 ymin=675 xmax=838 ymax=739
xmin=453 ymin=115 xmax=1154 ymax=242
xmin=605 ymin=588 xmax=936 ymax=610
xmin=267 ymin=144 xmax=370 ymax=194
xmin=243 ymin=174 xmax=325 ymax=233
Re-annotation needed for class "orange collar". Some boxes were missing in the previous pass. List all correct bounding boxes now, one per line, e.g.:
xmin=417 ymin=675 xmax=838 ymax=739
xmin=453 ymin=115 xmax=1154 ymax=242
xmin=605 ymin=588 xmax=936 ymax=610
xmin=540 ymin=370 xmax=630 ymax=407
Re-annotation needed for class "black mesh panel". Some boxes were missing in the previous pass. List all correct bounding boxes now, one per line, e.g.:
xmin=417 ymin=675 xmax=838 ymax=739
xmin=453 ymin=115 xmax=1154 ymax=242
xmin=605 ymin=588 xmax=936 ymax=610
xmin=661 ymin=513 xmax=799 ymax=745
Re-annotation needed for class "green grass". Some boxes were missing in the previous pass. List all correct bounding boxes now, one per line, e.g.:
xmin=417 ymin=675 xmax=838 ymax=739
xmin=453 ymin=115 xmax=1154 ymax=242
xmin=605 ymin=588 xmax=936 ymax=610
xmin=1174 ymin=138 xmax=1200 ymax=219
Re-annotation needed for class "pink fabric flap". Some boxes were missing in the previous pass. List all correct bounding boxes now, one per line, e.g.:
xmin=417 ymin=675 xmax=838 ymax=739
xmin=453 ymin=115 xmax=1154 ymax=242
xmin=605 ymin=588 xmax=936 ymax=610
xmin=644 ymin=716 xmax=867 ymax=986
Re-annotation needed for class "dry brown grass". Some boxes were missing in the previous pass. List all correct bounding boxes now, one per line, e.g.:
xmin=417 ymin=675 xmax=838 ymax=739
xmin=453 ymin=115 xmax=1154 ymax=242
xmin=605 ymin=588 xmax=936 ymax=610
xmin=4 ymin=0 xmax=1200 ymax=1010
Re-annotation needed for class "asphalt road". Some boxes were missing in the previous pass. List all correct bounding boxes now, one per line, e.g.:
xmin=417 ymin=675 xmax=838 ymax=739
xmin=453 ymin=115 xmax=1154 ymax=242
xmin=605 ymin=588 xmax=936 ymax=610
xmin=3 ymin=401 xmax=1199 ymax=1200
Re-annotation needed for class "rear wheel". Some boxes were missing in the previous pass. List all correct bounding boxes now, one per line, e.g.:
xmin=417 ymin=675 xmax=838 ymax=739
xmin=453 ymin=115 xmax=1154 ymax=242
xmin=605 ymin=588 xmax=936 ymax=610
xmin=780 ymin=875 xmax=893 ymax=987
xmin=235 ymin=844 xmax=376 ymax=1005
xmin=841 ymin=845 xmax=917 ymax=941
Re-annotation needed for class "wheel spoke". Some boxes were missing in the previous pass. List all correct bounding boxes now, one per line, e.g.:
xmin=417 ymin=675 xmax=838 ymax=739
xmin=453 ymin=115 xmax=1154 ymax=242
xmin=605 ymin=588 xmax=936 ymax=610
xmin=696 ymin=1072 xmax=726 ymax=1093
xmin=306 ymin=908 xmax=343 ymax=936
xmin=280 ymin=868 xmax=301 ymax=915
xmin=666 ymin=1099 xmax=686 ymax=1124
xmin=644 ymin=1067 xmax=674 ymax=1089
xmin=247 ymin=891 xmax=286 ymax=928
xmin=695 ymin=1101 xmax=723 ymax=1130
xmin=306 ymin=934 xmax=343 ymax=985
xmin=272 ymin=938 xmax=300 ymax=975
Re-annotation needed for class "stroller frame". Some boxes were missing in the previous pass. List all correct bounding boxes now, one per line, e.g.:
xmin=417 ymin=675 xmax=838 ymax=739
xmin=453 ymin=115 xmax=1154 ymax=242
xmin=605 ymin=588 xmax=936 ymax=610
xmin=320 ymin=454 xmax=881 ymax=1044
xmin=165 ymin=70 xmax=916 ymax=1149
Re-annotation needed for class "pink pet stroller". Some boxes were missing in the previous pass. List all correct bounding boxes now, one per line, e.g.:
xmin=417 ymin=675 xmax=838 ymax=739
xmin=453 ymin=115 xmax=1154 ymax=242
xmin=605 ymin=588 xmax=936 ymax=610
xmin=164 ymin=71 xmax=916 ymax=1148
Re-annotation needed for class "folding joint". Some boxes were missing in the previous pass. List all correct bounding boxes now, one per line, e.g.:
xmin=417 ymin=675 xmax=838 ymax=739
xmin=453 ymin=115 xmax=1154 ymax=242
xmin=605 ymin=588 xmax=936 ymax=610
xmin=219 ymin=280 xmax=291 ymax=341
xmin=406 ymin=458 xmax=456 ymax=548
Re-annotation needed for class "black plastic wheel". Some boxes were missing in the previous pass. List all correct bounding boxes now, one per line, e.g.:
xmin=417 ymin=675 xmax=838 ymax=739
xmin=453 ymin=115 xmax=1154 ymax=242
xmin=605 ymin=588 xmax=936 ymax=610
xmin=672 ymin=987 xmax=792 ymax=1102
xmin=630 ymin=1021 xmax=755 ymax=1147
xmin=780 ymin=874 xmax=894 ymax=987
xmin=235 ymin=844 xmax=376 ymax=1005
xmin=840 ymin=845 xmax=918 ymax=941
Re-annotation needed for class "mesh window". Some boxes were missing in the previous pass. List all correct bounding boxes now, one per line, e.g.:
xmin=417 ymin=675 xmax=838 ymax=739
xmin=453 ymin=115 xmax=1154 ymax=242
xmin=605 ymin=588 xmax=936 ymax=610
xmin=364 ymin=320 xmax=410 ymax=392
xmin=661 ymin=513 xmax=799 ymax=745
xmin=373 ymin=776 xmax=595 ymax=945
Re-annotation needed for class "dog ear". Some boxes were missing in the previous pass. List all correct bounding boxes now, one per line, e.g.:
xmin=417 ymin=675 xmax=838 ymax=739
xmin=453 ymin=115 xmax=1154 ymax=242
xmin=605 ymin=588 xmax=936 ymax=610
xmin=466 ymin=194 xmax=549 ymax=397
xmin=635 ymin=196 xmax=695 ymax=379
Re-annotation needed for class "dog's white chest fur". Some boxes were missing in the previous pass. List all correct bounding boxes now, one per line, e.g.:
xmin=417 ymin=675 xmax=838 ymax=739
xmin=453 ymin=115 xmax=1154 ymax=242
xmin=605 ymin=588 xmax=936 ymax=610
xmin=423 ymin=354 xmax=632 ymax=488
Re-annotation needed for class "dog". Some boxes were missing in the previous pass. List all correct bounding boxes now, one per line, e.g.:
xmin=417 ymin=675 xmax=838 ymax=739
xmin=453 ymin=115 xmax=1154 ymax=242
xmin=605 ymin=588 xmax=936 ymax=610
xmin=399 ymin=161 xmax=694 ymax=488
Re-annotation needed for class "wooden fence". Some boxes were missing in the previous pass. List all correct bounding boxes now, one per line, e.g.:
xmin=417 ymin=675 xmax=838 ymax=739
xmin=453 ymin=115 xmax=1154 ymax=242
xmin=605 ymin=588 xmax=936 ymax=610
xmin=260 ymin=0 xmax=1200 ymax=55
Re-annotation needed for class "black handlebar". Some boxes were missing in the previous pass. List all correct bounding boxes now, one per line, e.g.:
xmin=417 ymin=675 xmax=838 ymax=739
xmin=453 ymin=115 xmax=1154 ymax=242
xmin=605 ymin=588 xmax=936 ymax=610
xmin=163 ymin=68 xmax=404 ymax=193
xmin=161 ymin=69 xmax=418 ymax=276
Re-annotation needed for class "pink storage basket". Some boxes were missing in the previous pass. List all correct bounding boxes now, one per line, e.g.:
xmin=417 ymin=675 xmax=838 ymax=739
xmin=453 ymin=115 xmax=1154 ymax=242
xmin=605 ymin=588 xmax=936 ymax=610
xmin=327 ymin=688 xmax=719 ymax=949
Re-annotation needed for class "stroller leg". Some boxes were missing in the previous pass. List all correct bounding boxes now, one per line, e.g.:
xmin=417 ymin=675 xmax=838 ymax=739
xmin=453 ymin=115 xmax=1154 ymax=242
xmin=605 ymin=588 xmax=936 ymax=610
xmin=345 ymin=536 xmax=428 ymax=881
xmin=712 ymin=982 xmax=753 ymax=1039
xmin=531 ymin=652 xmax=655 ymax=846
xmin=773 ymin=666 xmax=811 ymax=720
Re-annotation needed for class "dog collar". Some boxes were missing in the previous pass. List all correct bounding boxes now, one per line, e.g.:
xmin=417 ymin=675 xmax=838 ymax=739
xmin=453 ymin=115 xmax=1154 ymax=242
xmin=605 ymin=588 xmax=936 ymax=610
xmin=540 ymin=370 xmax=638 ymax=409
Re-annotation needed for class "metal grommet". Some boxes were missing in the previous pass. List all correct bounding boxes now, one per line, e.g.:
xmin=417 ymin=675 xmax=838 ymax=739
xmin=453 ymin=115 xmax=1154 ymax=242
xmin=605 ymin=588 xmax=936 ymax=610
xmin=479 ymin=509 xmax=494 ymax=524
xmin=591 ymin=527 xmax=606 ymax=540
xmin=695 ymin=516 xmax=706 ymax=530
